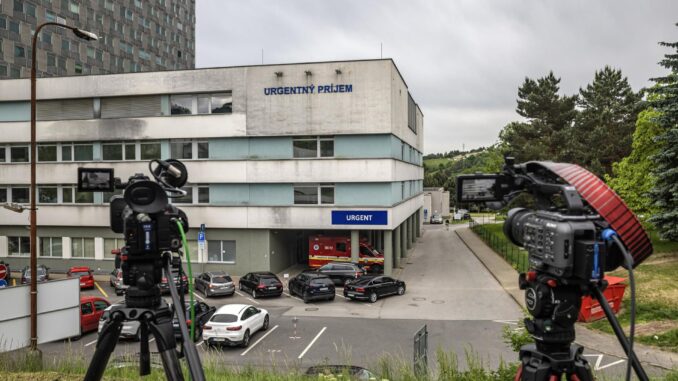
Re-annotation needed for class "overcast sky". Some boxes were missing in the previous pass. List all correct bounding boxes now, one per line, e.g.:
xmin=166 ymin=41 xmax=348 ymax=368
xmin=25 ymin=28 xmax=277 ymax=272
xmin=196 ymin=1 xmax=678 ymax=154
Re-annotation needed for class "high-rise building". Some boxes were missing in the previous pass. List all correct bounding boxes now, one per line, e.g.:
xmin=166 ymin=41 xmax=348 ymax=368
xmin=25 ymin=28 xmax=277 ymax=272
xmin=0 ymin=0 xmax=195 ymax=79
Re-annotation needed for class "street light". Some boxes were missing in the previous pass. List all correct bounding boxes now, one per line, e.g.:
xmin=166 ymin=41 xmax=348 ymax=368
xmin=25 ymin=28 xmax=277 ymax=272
xmin=3 ymin=202 xmax=26 ymax=213
xmin=28 ymin=22 xmax=98 ymax=354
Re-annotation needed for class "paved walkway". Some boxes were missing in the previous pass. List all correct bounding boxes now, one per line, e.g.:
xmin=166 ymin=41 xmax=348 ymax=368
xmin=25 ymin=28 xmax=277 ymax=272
xmin=456 ymin=226 xmax=678 ymax=371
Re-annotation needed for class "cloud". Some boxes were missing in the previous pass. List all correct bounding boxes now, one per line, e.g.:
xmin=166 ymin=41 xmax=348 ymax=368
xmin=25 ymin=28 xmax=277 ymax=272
xmin=196 ymin=0 xmax=678 ymax=153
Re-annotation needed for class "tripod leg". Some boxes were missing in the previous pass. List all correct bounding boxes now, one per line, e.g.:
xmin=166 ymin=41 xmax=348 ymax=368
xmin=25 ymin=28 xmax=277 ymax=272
xmin=147 ymin=313 xmax=185 ymax=381
xmin=84 ymin=312 xmax=124 ymax=381
xmin=590 ymin=286 xmax=649 ymax=381
xmin=139 ymin=323 xmax=151 ymax=376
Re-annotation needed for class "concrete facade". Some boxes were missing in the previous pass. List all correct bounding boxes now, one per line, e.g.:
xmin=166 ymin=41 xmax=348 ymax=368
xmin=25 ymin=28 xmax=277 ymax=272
xmin=423 ymin=187 xmax=450 ymax=221
xmin=0 ymin=59 xmax=423 ymax=275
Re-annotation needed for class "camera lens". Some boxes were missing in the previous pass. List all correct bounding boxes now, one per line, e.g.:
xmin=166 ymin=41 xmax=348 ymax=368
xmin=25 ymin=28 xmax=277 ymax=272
xmin=504 ymin=208 xmax=531 ymax=247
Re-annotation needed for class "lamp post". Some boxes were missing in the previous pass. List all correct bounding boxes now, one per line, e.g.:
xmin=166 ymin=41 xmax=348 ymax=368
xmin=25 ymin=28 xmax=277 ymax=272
xmin=29 ymin=22 xmax=97 ymax=353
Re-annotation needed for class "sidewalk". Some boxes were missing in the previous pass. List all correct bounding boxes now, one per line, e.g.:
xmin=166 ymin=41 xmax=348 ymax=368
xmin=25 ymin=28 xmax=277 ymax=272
xmin=456 ymin=226 xmax=678 ymax=371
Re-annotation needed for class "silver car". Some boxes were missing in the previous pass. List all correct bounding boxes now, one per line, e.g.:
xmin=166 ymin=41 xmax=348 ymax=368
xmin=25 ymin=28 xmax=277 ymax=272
xmin=194 ymin=271 xmax=235 ymax=297
xmin=109 ymin=268 xmax=128 ymax=296
xmin=98 ymin=304 xmax=141 ymax=340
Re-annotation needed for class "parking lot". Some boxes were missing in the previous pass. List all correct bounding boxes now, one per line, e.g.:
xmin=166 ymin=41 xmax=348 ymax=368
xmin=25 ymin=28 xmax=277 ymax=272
xmin=31 ymin=223 xmax=654 ymax=378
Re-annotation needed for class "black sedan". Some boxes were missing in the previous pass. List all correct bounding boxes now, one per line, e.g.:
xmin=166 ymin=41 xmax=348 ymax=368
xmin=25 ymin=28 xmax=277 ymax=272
xmin=238 ymin=272 xmax=283 ymax=298
xmin=288 ymin=273 xmax=335 ymax=303
xmin=313 ymin=262 xmax=366 ymax=286
xmin=343 ymin=276 xmax=406 ymax=303
xmin=173 ymin=301 xmax=216 ymax=342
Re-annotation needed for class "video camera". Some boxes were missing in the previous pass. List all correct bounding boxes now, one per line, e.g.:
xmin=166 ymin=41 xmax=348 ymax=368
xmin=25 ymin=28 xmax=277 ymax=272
xmin=457 ymin=157 xmax=653 ymax=380
xmin=77 ymin=159 xmax=190 ymax=308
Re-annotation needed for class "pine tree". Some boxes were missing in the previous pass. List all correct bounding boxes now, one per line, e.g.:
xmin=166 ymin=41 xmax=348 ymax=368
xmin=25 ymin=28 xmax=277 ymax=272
xmin=567 ymin=67 xmax=641 ymax=177
xmin=647 ymin=26 xmax=678 ymax=240
xmin=499 ymin=72 xmax=577 ymax=162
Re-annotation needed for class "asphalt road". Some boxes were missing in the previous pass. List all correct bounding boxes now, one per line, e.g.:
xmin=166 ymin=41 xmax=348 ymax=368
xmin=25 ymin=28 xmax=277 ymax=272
xmin=35 ymin=223 xmax=661 ymax=378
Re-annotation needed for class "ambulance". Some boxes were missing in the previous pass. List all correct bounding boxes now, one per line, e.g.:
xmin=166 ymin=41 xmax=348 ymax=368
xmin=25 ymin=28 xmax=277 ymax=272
xmin=308 ymin=235 xmax=384 ymax=272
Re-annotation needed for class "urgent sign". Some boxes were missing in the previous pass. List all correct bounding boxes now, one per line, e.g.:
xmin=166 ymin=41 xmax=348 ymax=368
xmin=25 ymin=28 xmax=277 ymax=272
xmin=331 ymin=210 xmax=388 ymax=225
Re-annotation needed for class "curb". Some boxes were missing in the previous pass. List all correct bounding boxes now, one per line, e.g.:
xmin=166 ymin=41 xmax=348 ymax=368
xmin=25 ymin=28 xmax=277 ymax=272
xmin=456 ymin=226 xmax=678 ymax=371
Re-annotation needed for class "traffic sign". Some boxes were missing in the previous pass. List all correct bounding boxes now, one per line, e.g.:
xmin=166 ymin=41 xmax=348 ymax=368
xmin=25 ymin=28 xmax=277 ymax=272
xmin=0 ymin=264 xmax=7 ymax=280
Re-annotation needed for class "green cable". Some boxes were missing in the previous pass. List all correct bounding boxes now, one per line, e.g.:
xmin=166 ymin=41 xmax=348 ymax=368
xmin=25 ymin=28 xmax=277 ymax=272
xmin=175 ymin=220 xmax=196 ymax=341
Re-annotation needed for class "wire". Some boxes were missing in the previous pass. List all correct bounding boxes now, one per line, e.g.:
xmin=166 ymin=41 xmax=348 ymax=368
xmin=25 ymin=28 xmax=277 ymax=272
xmin=175 ymin=219 xmax=196 ymax=341
xmin=612 ymin=234 xmax=636 ymax=381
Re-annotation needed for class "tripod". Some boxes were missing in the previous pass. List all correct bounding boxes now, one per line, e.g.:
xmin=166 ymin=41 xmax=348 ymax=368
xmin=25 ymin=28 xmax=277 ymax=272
xmin=515 ymin=276 xmax=649 ymax=381
xmin=84 ymin=256 xmax=205 ymax=381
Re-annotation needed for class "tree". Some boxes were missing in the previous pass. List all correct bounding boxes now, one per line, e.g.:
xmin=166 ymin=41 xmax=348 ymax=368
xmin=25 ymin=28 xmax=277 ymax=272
xmin=605 ymin=108 xmax=663 ymax=218
xmin=499 ymin=72 xmax=577 ymax=162
xmin=647 ymin=26 xmax=678 ymax=240
xmin=566 ymin=66 xmax=641 ymax=177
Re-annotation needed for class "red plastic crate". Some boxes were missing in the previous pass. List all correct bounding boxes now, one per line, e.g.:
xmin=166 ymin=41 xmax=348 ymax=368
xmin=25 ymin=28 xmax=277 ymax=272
xmin=578 ymin=276 xmax=627 ymax=322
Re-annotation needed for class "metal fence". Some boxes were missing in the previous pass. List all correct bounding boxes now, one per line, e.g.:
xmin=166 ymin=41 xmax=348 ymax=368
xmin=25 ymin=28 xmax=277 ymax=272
xmin=469 ymin=220 xmax=529 ymax=273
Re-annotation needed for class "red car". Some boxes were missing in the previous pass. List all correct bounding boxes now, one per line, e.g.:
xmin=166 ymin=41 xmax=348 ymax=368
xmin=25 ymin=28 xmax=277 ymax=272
xmin=68 ymin=266 xmax=95 ymax=289
xmin=80 ymin=296 xmax=109 ymax=335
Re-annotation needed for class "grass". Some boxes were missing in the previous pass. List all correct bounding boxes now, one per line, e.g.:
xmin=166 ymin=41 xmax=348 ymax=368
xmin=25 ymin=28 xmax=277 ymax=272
xmin=588 ymin=252 xmax=678 ymax=352
xmin=424 ymin=157 xmax=456 ymax=169
xmin=470 ymin=222 xmax=529 ymax=272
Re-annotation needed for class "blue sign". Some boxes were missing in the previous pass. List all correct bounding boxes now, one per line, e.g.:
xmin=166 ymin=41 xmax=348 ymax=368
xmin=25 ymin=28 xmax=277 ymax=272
xmin=0 ymin=279 xmax=7 ymax=288
xmin=198 ymin=231 xmax=205 ymax=243
xmin=264 ymin=84 xmax=353 ymax=96
xmin=332 ymin=210 xmax=388 ymax=225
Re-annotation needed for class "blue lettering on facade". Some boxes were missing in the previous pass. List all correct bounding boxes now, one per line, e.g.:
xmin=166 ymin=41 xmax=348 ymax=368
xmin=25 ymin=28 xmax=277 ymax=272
xmin=264 ymin=84 xmax=353 ymax=96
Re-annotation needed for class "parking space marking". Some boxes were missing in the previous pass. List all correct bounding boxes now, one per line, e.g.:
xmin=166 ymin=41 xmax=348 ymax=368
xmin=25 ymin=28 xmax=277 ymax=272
xmin=335 ymin=293 xmax=346 ymax=299
xmin=197 ymin=340 xmax=204 ymax=346
xmin=240 ymin=324 xmax=279 ymax=356
xmin=192 ymin=292 xmax=205 ymax=302
xmin=95 ymin=282 xmax=108 ymax=298
xmin=235 ymin=291 xmax=245 ymax=297
xmin=298 ymin=327 xmax=326 ymax=359
xmin=149 ymin=338 xmax=155 ymax=343
xmin=84 ymin=339 xmax=98 ymax=347
xmin=247 ymin=298 xmax=260 ymax=305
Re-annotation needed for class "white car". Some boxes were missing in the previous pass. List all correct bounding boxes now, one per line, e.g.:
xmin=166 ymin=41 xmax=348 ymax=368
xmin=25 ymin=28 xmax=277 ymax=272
xmin=98 ymin=304 xmax=141 ymax=340
xmin=203 ymin=304 xmax=269 ymax=348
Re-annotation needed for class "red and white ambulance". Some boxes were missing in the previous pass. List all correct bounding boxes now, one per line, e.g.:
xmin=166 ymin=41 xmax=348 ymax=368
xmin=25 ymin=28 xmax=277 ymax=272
xmin=308 ymin=235 xmax=384 ymax=272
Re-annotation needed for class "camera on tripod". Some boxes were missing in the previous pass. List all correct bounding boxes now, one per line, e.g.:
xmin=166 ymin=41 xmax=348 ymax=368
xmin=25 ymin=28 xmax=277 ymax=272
xmin=78 ymin=160 xmax=205 ymax=381
xmin=77 ymin=159 xmax=189 ymax=308
xmin=457 ymin=157 xmax=653 ymax=381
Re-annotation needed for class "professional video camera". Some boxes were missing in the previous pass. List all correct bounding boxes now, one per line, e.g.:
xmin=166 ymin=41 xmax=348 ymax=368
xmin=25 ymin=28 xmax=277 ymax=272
xmin=457 ymin=158 xmax=653 ymax=381
xmin=77 ymin=159 xmax=204 ymax=381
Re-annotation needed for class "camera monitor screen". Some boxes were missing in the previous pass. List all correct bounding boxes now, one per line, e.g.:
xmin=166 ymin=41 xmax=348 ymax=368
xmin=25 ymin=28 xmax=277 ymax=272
xmin=456 ymin=175 xmax=502 ymax=203
xmin=77 ymin=168 xmax=114 ymax=192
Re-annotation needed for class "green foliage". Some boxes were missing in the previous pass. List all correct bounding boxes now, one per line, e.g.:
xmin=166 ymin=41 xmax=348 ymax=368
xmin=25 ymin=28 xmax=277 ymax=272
xmin=499 ymin=72 xmax=577 ymax=162
xmin=647 ymin=26 xmax=678 ymax=240
xmin=566 ymin=66 xmax=642 ymax=176
xmin=605 ymin=108 xmax=663 ymax=218
xmin=502 ymin=320 xmax=532 ymax=353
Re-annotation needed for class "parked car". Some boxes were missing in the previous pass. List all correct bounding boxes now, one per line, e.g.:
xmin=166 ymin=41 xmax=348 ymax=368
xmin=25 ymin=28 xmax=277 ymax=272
xmin=344 ymin=276 xmax=406 ymax=303
xmin=80 ymin=296 xmax=110 ymax=336
xmin=312 ymin=262 xmax=366 ymax=286
xmin=194 ymin=271 xmax=235 ymax=297
xmin=305 ymin=365 xmax=377 ymax=381
xmin=98 ymin=304 xmax=142 ymax=340
xmin=288 ymin=272 xmax=335 ymax=303
xmin=0 ymin=261 xmax=12 ymax=283
xmin=202 ymin=304 xmax=269 ymax=348
xmin=109 ymin=268 xmax=128 ymax=296
xmin=430 ymin=214 xmax=444 ymax=224
xmin=68 ymin=266 xmax=95 ymax=289
xmin=159 ymin=268 xmax=188 ymax=294
xmin=238 ymin=272 xmax=283 ymax=299
xmin=173 ymin=301 xmax=216 ymax=341
xmin=21 ymin=265 xmax=49 ymax=284
xmin=308 ymin=235 xmax=384 ymax=273
xmin=453 ymin=209 xmax=471 ymax=221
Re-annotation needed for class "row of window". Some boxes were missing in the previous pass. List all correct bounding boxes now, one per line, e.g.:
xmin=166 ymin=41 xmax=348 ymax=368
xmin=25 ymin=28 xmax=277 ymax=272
xmin=0 ymin=185 xmax=211 ymax=205
xmin=7 ymin=236 xmax=236 ymax=264
xmin=0 ymin=140 xmax=209 ymax=163
xmin=0 ymin=137 xmax=421 ymax=165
